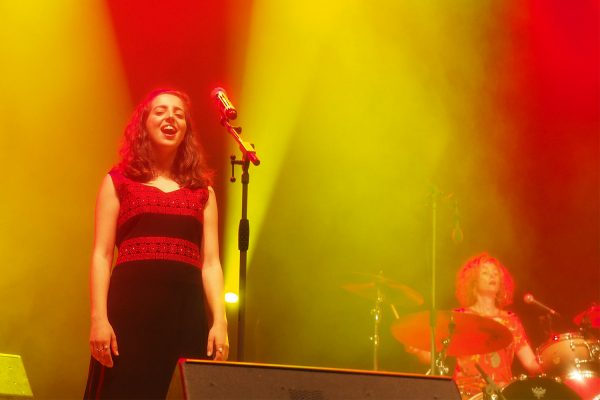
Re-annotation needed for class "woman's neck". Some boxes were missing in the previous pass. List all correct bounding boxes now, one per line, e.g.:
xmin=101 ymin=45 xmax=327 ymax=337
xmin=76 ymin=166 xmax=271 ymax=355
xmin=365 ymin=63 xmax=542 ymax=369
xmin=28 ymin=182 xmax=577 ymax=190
xmin=152 ymin=152 xmax=176 ymax=179
xmin=471 ymin=295 xmax=499 ymax=316
xmin=153 ymin=168 xmax=173 ymax=181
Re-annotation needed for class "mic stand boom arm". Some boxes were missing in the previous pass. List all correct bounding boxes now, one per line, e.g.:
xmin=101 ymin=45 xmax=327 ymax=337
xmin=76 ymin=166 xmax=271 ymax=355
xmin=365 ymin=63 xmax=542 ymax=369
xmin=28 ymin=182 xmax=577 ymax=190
xmin=222 ymin=118 xmax=260 ymax=166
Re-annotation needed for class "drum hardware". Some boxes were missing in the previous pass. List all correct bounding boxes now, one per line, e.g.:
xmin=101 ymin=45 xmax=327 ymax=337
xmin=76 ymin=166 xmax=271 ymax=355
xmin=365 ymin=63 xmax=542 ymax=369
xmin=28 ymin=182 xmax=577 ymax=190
xmin=341 ymin=272 xmax=424 ymax=308
xmin=537 ymin=305 xmax=600 ymax=400
xmin=468 ymin=375 xmax=583 ymax=400
xmin=530 ymin=302 xmax=600 ymax=399
xmin=545 ymin=333 xmax=598 ymax=369
xmin=524 ymin=293 xmax=564 ymax=340
xmin=537 ymin=332 xmax=599 ymax=379
xmin=341 ymin=271 xmax=424 ymax=371
xmin=502 ymin=376 xmax=581 ymax=400
xmin=574 ymin=304 xmax=600 ymax=330
xmin=366 ymin=283 xmax=383 ymax=371
xmin=433 ymin=319 xmax=455 ymax=376
xmin=391 ymin=310 xmax=512 ymax=357
xmin=474 ymin=362 xmax=506 ymax=400
xmin=575 ymin=303 xmax=600 ymax=376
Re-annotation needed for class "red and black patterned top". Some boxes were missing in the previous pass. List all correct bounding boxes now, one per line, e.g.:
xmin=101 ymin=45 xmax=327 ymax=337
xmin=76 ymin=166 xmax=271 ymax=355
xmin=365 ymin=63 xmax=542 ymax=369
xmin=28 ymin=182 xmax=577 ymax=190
xmin=453 ymin=308 xmax=530 ymax=399
xmin=109 ymin=169 xmax=209 ymax=269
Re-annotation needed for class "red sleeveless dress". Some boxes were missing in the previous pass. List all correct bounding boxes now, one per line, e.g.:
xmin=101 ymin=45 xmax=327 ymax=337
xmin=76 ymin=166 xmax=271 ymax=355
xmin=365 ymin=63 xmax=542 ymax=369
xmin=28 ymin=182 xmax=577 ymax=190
xmin=84 ymin=170 xmax=210 ymax=399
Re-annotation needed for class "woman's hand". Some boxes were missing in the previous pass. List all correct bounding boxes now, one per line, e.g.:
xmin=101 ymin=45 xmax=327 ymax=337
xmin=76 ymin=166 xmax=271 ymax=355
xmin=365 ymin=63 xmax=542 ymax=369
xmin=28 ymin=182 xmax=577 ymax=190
xmin=207 ymin=320 xmax=229 ymax=361
xmin=89 ymin=318 xmax=119 ymax=367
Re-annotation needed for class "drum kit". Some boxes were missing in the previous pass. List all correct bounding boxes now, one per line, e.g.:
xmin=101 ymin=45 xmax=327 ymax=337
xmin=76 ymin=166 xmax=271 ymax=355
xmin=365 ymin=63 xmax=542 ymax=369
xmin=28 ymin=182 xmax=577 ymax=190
xmin=342 ymin=273 xmax=600 ymax=400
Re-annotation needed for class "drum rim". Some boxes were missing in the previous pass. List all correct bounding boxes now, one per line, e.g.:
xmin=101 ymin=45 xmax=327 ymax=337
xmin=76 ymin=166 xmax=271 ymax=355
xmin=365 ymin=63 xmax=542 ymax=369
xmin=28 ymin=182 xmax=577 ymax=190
xmin=501 ymin=375 xmax=582 ymax=398
xmin=465 ymin=375 xmax=586 ymax=400
xmin=537 ymin=331 xmax=587 ymax=353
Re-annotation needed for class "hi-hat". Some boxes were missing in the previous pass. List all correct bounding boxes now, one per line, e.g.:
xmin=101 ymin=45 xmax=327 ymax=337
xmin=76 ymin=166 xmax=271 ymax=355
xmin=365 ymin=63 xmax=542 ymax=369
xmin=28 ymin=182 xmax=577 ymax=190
xmin=391 ymin=310 xmax=512 ymax=356
xmin=341 ymin=272 xmax=424 ymax=308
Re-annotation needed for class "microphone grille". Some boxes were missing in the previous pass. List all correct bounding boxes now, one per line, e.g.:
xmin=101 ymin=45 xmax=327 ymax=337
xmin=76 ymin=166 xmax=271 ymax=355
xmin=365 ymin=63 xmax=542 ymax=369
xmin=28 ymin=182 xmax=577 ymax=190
xmin=210 ymin=87 xmax=225 ymax=98
xmin=523 ymin=293 xmax=534 ymax=303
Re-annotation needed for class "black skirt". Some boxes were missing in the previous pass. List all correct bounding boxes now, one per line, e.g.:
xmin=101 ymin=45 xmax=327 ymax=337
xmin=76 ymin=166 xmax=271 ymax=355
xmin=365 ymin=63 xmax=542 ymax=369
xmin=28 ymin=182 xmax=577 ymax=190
xmin=84 ymin=261 xmax=208 ymax=400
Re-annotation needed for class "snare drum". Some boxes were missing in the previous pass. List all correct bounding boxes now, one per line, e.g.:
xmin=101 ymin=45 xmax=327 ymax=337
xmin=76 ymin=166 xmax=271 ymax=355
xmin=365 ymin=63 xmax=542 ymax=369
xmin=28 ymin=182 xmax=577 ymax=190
xmin=466 ymin=376 xmax=580 ymax=400
xmin=538 ymin=332 xmax=599 ymax=378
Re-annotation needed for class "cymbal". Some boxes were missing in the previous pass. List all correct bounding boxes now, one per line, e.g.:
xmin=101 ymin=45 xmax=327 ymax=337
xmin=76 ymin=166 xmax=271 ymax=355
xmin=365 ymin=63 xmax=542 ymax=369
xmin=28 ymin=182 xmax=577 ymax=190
xmin=391 ymin=310 xmax=513 ymax=356
xmin=574 ymin=305 xmax=600 ymax=328
xmin=341 ymin=272 xmax=424 ymax=308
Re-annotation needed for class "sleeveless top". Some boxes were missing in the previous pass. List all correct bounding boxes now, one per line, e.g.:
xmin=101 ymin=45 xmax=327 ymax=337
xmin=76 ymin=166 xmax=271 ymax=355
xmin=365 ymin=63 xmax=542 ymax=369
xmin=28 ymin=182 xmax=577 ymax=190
xmin=84 ymin=170 xmax=211 ymax=400
xmin=109 ymin=169 xmax=209 ymax=269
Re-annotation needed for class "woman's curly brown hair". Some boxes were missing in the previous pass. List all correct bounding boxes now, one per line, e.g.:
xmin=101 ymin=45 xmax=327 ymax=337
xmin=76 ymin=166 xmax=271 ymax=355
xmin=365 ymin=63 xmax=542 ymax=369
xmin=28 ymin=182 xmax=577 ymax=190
xmin=455 ymin=253 xmax=515 ymax=308
xmin=116 ymin=88 xmax=212 ymax=189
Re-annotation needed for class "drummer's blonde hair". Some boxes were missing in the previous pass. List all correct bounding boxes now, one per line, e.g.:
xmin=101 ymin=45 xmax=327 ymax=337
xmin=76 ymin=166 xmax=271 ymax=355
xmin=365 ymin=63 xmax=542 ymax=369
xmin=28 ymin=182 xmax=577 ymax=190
xmin=455 ymin=253 xmax=514 ymax=308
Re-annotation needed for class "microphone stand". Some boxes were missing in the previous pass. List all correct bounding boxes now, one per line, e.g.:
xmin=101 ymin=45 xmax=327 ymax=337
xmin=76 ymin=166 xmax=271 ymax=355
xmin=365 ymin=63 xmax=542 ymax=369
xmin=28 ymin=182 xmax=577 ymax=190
xmin=220 ymin=117 xmax=260 ymax=361
xmin=539 ymin=313 xmax=556 ymax=339
xmin=428 ymin=186 xmax=440 ymax=375
xmin=474 ymin=363 xmax=506 ymax=400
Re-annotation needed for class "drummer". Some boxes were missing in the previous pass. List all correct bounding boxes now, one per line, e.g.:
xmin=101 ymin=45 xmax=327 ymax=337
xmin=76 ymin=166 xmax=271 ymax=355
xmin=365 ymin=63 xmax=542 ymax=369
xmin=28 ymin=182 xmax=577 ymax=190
xmin=407 ymin=253 xmax=541 ymax=398
xmin=452 ymin=253 xmax=541 ymax=397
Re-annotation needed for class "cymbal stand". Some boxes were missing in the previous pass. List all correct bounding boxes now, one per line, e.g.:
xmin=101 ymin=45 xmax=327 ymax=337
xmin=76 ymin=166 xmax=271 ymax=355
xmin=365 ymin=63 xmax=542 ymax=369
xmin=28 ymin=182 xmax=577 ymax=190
xmin=428 ymin=186 xmax=440 ymax=374
xmin=434 ymin=316 xmax=454 ymax=375
xmin=579 ymin=315 xmax=600 ymax=363
xmin=369 ymin=284 xmax=383 ymax=371
xmin=427 ymin=186 xmax=457 ymax=375
xmin=579 ymin=314 xmax=594 ymax=338
xmin=434 ymin=341 xmax=450 ymax=375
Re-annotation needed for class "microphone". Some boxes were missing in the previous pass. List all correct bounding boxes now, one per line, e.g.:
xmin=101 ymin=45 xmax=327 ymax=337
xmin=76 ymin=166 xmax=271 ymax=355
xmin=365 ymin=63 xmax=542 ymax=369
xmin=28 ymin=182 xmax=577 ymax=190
xmin=523 ymin=293 xmax=560 ymax=316
xmin=211 ymin=87 xmax=237 ymax=121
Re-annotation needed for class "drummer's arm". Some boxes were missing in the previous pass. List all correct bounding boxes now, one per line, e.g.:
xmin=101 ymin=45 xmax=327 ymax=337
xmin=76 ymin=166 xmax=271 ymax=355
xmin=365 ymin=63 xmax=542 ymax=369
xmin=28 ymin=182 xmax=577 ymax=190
xmin=405 ymin=345 xmax=431 ymax=365
xmin=516 ymin=344 xmax=542 ymax=375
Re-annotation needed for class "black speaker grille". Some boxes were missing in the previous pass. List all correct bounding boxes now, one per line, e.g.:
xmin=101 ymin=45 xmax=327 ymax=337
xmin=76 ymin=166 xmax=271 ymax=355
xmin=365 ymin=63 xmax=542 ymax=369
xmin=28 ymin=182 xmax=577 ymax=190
xmin=288 ymin=389 xmax=325 ymax=400
xmin=169 ymin=360 xmax=461 ymax=400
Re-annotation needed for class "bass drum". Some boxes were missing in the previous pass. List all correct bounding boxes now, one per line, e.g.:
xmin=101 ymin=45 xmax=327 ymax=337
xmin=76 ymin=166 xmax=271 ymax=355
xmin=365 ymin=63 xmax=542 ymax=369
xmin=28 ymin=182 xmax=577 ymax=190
xmin=466 ymin=376 xmax=581 ymax=400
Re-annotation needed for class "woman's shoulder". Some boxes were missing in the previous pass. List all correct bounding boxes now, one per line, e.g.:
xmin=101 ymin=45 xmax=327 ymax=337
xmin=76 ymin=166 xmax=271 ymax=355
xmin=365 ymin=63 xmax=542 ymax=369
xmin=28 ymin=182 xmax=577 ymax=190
xmin=500 ymin=309 xmax=522 ymax=325
xmin=108 ymin=166 xmax=126 ymax=181
xmin=108 ymin=166 xmax=144 ymax=186
xmin=106 ymin=166 xmax=137 ymax=197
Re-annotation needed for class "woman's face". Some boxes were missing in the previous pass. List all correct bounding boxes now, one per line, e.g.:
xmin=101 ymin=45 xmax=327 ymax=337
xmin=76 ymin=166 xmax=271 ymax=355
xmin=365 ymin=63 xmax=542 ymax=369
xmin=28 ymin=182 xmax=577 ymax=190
xmin=476 ymin=262 xmax=501 ymax=296
xmin=145 ymin=93 xmax=187 ymax=152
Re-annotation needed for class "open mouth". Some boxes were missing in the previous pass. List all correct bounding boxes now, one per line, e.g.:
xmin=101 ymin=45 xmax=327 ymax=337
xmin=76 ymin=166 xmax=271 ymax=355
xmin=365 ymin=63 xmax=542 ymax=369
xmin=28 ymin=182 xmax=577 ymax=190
xmin=161 ymin=125 xmax=177 ymax=135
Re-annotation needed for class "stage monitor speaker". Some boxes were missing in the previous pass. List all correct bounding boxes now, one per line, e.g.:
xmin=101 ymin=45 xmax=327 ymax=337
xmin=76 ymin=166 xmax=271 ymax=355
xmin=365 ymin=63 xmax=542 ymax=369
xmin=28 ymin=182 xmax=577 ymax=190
xmin=167 ymin=359 xmax=460 ymax=400
xmin=0 ymin=353 xmax=33 ymax=399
